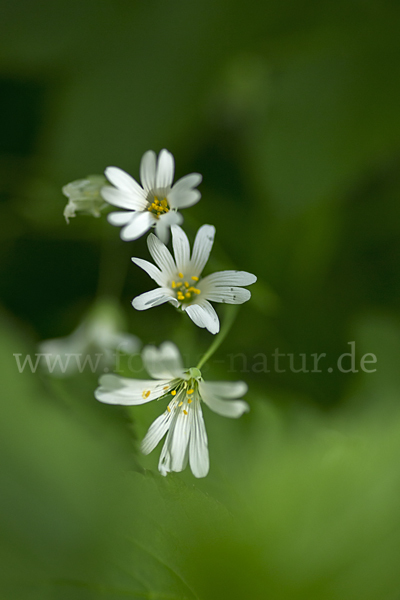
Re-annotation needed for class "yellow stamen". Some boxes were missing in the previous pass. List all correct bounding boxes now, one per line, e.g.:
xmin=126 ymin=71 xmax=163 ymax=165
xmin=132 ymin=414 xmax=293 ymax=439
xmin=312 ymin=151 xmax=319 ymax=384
xmin=191 ymin=276 xmax=199 ymax=281
xmin=178 ymin=272 xmax=184 ymax=279
xmin=171 ymin=390 xmax=177 ymax=396
xmin=188 ymin=399 xmax=192 ymax=404
xmin=142 ymin=390 xmax=151 ymax=399
xmin=171 ymin=281 xmax=176 ymax=289
xmin=178 ymin=401 xmax=183 ymax=407
xmin=167 ymin=406 xmax=171 ymax=413
xmin=184 ymin=281 xmax=189 ymax=288
xmin=185 ymin=292 xmax=191 ymax=299
xmin=183 ymin=409 xmax=188 ymax=415
xmin=187 ymin=389 xmax=194 ymax=394
xmin=163 ymin=385 xmax=169 ymax=390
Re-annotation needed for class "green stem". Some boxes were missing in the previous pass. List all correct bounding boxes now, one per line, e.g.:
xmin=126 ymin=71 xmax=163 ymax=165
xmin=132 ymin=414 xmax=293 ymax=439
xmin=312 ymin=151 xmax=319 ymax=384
xmin=196 ymin=304 xmax=239 ymax=370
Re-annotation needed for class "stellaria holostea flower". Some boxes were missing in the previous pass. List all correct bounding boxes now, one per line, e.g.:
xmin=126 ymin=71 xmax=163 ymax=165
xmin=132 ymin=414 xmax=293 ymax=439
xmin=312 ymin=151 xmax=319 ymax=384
xmin=39 ymin=300 xmax=140 ymax=377
xmin=63 ymin=175 xmax=107 ymax=223
xmin=131 ymin=224 xmax=257 ymax=334
xmin=95 ymin=342 xmax=249 ymax=477
xmin=101 ymin=149 xmax=202 ymax=243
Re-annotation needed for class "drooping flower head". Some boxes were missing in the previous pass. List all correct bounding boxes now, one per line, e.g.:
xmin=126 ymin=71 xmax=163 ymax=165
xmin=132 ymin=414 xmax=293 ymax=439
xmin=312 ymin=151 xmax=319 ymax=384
xmin=101 ymin=149 xmax=202 ymax=243
xmin=95 ymin=342 xmax=249 ymax=478
xmin=62 ymin=175 xmax=107 ymax=223
xmin=131 ymin=224 xmax=257 ymax=334
xmin=39 ymin=299 xmax=140 ymax=377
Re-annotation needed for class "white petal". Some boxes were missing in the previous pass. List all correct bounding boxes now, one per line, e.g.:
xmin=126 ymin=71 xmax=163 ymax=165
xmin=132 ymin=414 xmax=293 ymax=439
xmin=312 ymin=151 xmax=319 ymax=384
xmin=171 ymin=225 xmax=191 ymax=273
xmin=169 ymin=173 xmax=202 ymax=209
xmin=132 ymin=288 xmax=178 ymax=311
xmin=142 ymin=342 xmax=185 ymax=379
xmin=158 ymin=407 xmax=180 ymax=475
xmin=107 ymin=211 xmax=134 ymax=226
xmin=190 ymin=225 xmax=215 ymax=276
xmin=200 ymin=270 xmax=257 ymax=287
xmin=155 ymin=211 xmax=183 ymax=244
xmin=131 ymin=257 xmax=169 ymax=287
xmin=156 ymin=149 xmax=175 ymax=189
xmin=141 ymin=409 xmax=174 ymax=455
xmin=104 ymin=167 xmax=147 ymax=203
xmin=147 ymin=233 xmax=177 ymax=279
xmin=120 ymin=211 xmax=154 ymax=241
xmin=201 ymin=380 xmax=248 ymax=398
xmin=95 ymin=374 xmax=169 ymax=405
xmin=101 ymin=186 xmax=147 ymax=211
xmin=140 ymin=150 xmax=156 ymax=192
xmin=184 ymin=301 xmax=220 ymax=334
xmin=201 ymin=286 xmax=251 ymax=304
xmin=168 ymin=189 xmax=201 ymax=210
xmin=199 ymin=381 xmax=250 ymax=418
xmin=170 ymin=409 xmax=191 ymax=472
xmin=189 ymin=403 xmax=209 ymax=478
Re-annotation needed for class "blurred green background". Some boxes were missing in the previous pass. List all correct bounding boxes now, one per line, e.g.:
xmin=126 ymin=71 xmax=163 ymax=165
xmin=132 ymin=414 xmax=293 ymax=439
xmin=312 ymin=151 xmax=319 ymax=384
xmin=2 ymin=1 xmax=400 ymax=598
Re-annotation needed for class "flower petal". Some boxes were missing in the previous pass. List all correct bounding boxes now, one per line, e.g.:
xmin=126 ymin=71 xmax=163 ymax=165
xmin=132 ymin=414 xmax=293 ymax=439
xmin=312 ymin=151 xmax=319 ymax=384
xmin=199 ymin=381 xmax=250 ymax=418
xmin=141 ymin=408 xmax=174 ymax=455
xmin=107 ymin=211 xmax=134 ymax=226
xmin=201 ymin=286 xmax=251 ymax=304
xmin=101 ymin=186 xmax=146 ymax=211
xmin=169 ymin=173 xmax=202 ymax=209
xmin=140 ymin=150 xmax=156 ymax=192
xmin=190 ymin=225 xmax=215 ymax=276
xmin=120 ymin=211 xmax=154 ymax=241
xmin=170 ymin=409 xmax=191 ymax=472
xmin=156 ymin=149 xmax=175 ymax=189
xmin=142 ymin=342 xmax=185 ymax=379
xmin=158 ymin=408 xmax=180 ymax=475
xmin=200 ymin=270 xmax=257 ymax=287
xmin=171 ymin=225 xmax=191 ymax=273
xmin=155 ymin=210 xmax=183 ymax=244
xmin=147 ymin=233 xmax=177 ymax=279
xmin=189 ymin=403 xmax=209 ymax=478
xmin=169 ymin=189 xmax=201 ymax=210
xmin=104 ymin=167 xmax=147 ymax=203
xmin=131 ymin=257 xmax=168 ymax=287
xmin=95 ymin=374 xmax=169 ymax=405
xmin=184 ymin=300 xmax=220 ymax=334
xmin=132 ymin=288 xmax=178 ymax=311
xmin=201 ymin=380 xmax=248 ymax=398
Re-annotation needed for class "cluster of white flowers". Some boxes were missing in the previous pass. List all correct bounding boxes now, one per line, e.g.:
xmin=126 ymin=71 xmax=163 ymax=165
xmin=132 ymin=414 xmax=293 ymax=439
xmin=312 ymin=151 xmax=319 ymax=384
xmin=62 ymin=149 xmax=256 ymax=478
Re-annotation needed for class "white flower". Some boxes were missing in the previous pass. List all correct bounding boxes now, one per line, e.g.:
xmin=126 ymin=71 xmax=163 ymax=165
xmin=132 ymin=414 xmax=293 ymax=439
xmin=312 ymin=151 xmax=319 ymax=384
xmin=131 ymin=224 xmax=257 ymax=334
xmin=39 ymin=300 xmax=140 ymax=377
xmin=95 ymin=342 xmax=249 ymax=478
xmin=63 ymin=175 xmax=107 ymax=223
xmin=101 ymin=149 xmax=202 ymax=243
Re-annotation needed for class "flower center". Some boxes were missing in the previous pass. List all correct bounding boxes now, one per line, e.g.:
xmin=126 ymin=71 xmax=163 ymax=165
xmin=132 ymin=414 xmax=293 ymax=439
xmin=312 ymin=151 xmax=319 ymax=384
xmin=147 ymin=196 xmax=170 ymax=218
xmin=167 ymin=378 xmax=199 ymax=416
xmin=171 ymin=272 xmax=201 ymax=303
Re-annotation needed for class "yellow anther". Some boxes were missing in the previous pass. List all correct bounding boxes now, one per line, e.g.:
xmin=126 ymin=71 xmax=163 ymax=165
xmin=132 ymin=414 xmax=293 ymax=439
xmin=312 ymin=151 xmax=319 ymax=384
xmin=185 ymin=292 xmax=191 ymax=299
xmin=183 ymin=409 xmax=188 ymax=415
xmin=171 ymin=390 xmax=177 ymax=396
xmin=163 ymin=385 xmax=169 ymax=390
xmin=193 ymin=288 xmax=201 ymax=294
xmin=188 ymin=399 xmax=192 ymax=404
xmin=142 ymin=390 xmax=151 ymax=399
xmin=178 ymin=401 xmax=183 ymax=407
xmin=178 ymin=272 xmax=184 ymax=279
xmin=191 ymin=276 xmax=199 ymax=281
xmin=167 ymin=406 xmax=171 ymax=413
xmin=184 ymin=281 xmax=190 ymax=288
xmin=187 ymin=389 xmax=194 ymax=394
xmin=171 ymin=281 xmax=176 ymax=289
xmin=161 ymin=198 xmax=168 ymax=207
xmin=153 ymin=196 xmax=159 ymax=203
